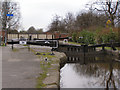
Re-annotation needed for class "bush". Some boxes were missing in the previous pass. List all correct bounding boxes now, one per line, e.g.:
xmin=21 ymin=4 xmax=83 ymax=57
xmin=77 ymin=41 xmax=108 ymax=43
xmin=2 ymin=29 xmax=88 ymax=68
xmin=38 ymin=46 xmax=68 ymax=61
xmin=72 ymin=32 xmax=77 ymax=42
xmin=96 ymin=28 xmax=119 ymax=43
xmin=78 ymin=30 xmax=95 ymax=44
xmin=71 ymin=27 xmax=119 ymax=44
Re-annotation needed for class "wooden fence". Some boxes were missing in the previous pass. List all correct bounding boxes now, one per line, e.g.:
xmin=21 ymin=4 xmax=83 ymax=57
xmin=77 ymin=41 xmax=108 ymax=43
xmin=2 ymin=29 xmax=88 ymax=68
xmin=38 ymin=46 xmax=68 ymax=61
xmin=7 ymin=34 xmax=53 ymax=40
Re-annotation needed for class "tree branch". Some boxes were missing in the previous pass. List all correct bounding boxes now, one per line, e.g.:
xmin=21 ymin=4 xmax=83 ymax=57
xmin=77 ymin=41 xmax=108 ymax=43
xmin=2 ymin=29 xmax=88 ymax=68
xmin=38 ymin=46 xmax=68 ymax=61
xmin=113 ymin=2 xmax=119 ymax=15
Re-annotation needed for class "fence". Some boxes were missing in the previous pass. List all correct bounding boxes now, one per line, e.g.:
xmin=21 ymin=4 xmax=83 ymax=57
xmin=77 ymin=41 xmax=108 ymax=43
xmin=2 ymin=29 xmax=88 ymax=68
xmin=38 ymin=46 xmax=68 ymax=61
xmin=7 ymin=34 xmax=53 ymax=40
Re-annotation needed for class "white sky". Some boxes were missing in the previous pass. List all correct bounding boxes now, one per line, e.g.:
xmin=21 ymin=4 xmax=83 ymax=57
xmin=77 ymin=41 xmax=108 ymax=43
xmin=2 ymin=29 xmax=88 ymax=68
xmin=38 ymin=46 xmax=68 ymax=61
xmin=15 ymin=0 xmax=93 ymax=31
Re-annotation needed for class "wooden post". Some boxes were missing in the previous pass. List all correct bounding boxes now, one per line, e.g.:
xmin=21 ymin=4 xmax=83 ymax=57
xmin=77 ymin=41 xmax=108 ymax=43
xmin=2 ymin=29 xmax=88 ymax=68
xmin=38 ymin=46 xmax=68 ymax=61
xmin=12 ymin=40 xmax=13 ymax=50
xmin=93 ymin=47 xmax=96 ymax=51
xmin=37 ymin=34 xmax=39 ymax=39
xmin=28 ymin=34 xmax=29 ymax=39
xmin=46 ymin=33 xmax=47 ymax=39
xmin=18 ymin=33 xmax=19 ymax=39
xmin=102 ymin=46 xmax=105 ymax=50
xmin=51 ymin=35 xmax=54 ymax=55
xmin=28 ymin=44 xmax=30 ymax=51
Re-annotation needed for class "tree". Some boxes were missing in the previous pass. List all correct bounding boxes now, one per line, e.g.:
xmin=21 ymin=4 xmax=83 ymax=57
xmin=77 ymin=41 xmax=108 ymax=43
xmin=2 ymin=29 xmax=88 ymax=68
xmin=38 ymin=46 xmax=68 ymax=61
xmin=48 ymin=14 xmax=75 ymax=33
xmin=36 ymin=28 xmax=43 ymax=34
xmin=27 ymin=26 xmax=36 ymax=34
xmin=116 ymin=1 xmax=120 ymax=27
xmin=8 ymin=29 xmax=18 ymax=34
xmin=19 ymin=30 xmax=27 ymax=34
xmin=118 ymin=5 xmax=120 ymax=42
xmin=48 ymin=15 xmax=61 ymax=33
xmin=64 ymin=12 xmax=75 ymax=33
xmin=88 ymin=0 xmax=120 ymax=27
xmin=0 ymin=1 xmax=2 ymax=45
xmin=1 ymin=0 xmax=21 ymax=44
xmin=0 ymin=1 xmax=2 ymax=30
xmin=75 ymin=11 xmax=107 ymax=30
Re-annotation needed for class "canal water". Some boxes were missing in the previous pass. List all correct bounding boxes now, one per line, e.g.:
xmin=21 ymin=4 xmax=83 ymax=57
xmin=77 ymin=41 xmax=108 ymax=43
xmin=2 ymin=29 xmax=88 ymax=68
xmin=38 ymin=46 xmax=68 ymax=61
xmin=60 ymin=54 xmax=120 ymax=89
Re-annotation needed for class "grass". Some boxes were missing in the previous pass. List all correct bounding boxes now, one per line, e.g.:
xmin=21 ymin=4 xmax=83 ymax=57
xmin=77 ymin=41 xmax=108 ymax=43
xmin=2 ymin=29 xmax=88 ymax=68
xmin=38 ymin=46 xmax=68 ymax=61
xmin=105 ymin=47 xmax=111 ymax=50
xmin=35 ymin=52 xmax=55 ymax=59
xmin=97 ymin=47 xmax=112 ymax=50
xmin=68 ymin=42 xmax=94 ymax=46
xmin=12 ymin=48 xmax=19 ymax=52
xmin=41 ymin=53 xmax=55 ymax=58
xmin=97 ymin=47 xmax=120 ymax=51
xmin=36 ymin=60 xmax=52 ymax=88
xmin=116 ymin=47 xmax=120 ymax=50
xmin=0 ymin=43 xmax=6 ymax=46
xmin=30 ymin=48 xmax=55 ymax=88
xmin=30 ymin=48 xmax=60 ymax=88
xmin=68 ymin=42 xmax=81 ymax=45
xmin=23 ymin=44 xmax=28 ymax=46
xmin=36 ymin=71 xmax=47 ymax=88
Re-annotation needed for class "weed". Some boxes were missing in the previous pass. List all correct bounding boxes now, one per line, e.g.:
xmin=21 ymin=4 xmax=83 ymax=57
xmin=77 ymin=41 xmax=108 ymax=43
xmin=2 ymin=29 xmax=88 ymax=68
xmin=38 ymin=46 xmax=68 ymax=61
xmin=12 ymin=48 xmax=19 ymax=52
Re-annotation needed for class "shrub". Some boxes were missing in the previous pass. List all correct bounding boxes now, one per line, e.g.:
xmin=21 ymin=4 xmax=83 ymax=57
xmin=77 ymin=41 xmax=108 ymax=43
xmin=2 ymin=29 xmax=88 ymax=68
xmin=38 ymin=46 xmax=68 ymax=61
xmin=97 ymin=28 xmax=119 ymax=43
xmin=78 ymin=30 xmax=95 ymax=44
xmin=72 ymin=32 xmax=77 ymax=42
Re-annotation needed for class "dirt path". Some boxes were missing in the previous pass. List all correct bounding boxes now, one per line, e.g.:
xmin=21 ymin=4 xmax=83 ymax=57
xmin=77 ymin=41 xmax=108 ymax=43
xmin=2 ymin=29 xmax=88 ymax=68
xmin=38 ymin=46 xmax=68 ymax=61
xmin=2 ymin=45 xmax=42 ymax=88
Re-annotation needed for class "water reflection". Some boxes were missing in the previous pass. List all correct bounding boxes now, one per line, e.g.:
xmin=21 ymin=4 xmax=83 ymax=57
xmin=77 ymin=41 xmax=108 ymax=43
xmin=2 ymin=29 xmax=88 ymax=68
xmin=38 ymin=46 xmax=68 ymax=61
xmin=60 ymin=55 xmax=120 ymax=89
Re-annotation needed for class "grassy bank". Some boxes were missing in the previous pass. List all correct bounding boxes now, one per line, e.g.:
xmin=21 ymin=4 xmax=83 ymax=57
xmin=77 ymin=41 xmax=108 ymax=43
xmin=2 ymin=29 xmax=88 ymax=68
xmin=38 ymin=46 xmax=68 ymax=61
xmin=30 ymin=48 xmax=60 ymax=88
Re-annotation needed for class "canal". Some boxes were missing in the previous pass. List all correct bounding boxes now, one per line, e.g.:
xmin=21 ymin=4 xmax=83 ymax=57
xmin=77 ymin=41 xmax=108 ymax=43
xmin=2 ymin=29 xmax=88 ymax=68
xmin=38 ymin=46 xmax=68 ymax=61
xmin=60 ymin=53 xmax=120 ymax=89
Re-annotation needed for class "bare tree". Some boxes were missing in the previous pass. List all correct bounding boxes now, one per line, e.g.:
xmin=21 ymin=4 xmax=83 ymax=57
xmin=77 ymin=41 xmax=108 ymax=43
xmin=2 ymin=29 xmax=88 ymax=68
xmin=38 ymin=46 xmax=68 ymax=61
xmin=87 ymin=0 xmax=120 ymax=27
xmin=1 ymin=0 xmax=21 ymax=44
xmin=48 ymin=15 xmax=64 ymax=33
xmin=75 ymin=11 xmax=107 ymax=30
xmin=48 ymin=12 xmax=107 ymax=34
xmin=0 ymin=1 xmax=2 ymax=30
xmin=0 ymin=1 xmax=2 ymax=45
xmin=64 ymin=12 xmax=75 ymax=33
xmin=117 ymin=2 xmax=120 ymax=27
xmin=36 ymin=28 xmax=43 ymax=34
xmin=48 ymin=13 xmax=75 ymax=33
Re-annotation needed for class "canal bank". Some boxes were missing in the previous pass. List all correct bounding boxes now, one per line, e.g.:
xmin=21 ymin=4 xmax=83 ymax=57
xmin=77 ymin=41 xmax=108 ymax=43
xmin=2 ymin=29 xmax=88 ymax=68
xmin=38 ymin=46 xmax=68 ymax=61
xmin=30 ymin=45 xmax=66 ymax=88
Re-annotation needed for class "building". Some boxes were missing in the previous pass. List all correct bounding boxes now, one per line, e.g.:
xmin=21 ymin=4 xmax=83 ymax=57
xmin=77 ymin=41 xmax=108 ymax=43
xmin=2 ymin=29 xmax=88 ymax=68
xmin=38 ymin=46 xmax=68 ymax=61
xmin=54 ymin=31 xmax=68 ymax=40
xmin=46 ymin=31 xmax=69 ymax=40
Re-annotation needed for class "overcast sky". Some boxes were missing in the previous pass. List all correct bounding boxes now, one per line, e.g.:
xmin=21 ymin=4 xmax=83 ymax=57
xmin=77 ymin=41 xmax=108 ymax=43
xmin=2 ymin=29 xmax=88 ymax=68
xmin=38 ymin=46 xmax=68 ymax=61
xmin=15 ymin=0 xmax=93 ymax=31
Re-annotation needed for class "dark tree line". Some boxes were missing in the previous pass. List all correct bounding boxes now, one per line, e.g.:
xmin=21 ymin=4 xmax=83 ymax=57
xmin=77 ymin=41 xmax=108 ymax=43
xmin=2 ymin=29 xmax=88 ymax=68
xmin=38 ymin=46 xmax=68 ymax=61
xmin=18 ymin=26 xmax=43 ymax=34
xmin=8 ymin=26 xmax=43 ymax=34
xmin=48 ymin=12 xmax=107 ymax=34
